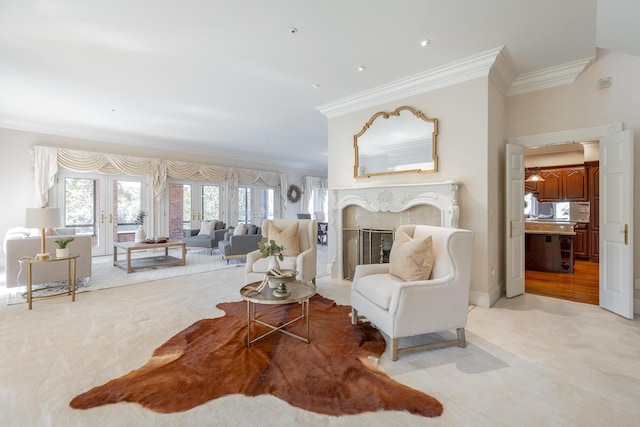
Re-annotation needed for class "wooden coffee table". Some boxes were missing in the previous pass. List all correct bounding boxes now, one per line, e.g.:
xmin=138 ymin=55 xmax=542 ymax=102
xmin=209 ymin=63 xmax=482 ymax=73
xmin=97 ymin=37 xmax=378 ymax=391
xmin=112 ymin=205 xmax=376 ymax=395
xmin=240 ymin=280 xmax=316 ymax=347
xmin=113 ymin=240 xmax=186 ymax=273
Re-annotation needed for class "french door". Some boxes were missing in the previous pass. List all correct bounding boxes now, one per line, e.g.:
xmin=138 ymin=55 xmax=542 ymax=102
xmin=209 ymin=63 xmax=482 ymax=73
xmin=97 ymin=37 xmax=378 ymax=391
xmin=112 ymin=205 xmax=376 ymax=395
xmin=238 ymin=185 xmax=276 ymax=226
xmin=167 ymin=180 xmax=223 ymax=239
xmin=57 ymin=171 xmax=146 ymax=256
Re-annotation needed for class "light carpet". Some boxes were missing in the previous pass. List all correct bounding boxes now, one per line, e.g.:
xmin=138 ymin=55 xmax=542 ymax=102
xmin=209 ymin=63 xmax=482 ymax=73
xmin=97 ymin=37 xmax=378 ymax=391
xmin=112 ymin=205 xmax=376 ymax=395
xmin=4 ymin=248 xmax=242 ymax=305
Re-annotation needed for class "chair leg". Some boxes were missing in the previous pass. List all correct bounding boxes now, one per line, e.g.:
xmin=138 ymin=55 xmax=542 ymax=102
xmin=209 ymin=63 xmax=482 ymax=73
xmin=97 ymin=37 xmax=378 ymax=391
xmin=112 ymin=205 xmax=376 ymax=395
xmin=351 ymin=308 xmax=358 ymax=325
xmin=457 ymin=328 xmax=466 ymax=348
xmin=390 ymin=338 xmax=399 ymax=361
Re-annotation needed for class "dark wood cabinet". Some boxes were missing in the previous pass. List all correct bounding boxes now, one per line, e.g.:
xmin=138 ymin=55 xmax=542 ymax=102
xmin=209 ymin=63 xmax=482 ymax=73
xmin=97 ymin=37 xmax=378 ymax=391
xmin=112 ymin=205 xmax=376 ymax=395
xmin=539 ymin=170 xmax=562 ymax=201
xmin=564 ymin=167 xmax=588 ymax=200
xmin=574 ymin=223 xmax=589 ymax=259
xmin=525 ymin=233 xmax=574 ymax=273
xmin=537 ymin=166 xmax=587 ymax=202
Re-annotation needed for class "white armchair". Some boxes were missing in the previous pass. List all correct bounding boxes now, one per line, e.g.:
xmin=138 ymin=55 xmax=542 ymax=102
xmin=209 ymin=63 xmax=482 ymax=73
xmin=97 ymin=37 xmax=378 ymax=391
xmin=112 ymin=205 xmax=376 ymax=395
xmin=245 ymin=219 xmax=317 ymax=284
xmin=351 ymin=224 xmax=473 ymax=361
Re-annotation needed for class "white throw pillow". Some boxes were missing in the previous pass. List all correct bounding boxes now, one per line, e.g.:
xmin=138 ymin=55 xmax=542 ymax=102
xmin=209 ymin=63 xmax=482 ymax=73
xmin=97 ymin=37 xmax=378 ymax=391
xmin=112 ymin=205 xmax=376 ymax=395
xmin=197 ymin=221 xmax=214 ymax=236
xmin=388 ymin=231 xmax=434 ymax=282
xmin=233 ymin=223 xmax=247 ymax=235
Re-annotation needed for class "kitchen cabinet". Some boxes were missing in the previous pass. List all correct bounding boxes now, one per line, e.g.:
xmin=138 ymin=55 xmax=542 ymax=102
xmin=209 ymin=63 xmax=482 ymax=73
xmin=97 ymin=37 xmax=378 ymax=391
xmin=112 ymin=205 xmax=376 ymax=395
xmin=525 ymin=233 xmax=574 ymax=273
xmin=573 ymin=223 xmax=589 ymax=259
xmin=538 ymin=166 xmax=587 ymax=202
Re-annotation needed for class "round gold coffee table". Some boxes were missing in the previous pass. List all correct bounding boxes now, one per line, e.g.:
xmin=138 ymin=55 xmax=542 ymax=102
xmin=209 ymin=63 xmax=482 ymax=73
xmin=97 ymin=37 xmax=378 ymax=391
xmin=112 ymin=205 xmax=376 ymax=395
xmin=240 ymin=280 xmax=316 ymax=348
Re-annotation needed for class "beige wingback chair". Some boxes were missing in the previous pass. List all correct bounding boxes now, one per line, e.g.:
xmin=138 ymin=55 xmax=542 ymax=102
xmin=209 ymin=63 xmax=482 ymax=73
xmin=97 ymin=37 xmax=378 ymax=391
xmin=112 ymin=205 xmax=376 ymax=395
xmin=245 ymin=219 xmax=317 ymax=284
xmin=351 ymin=224 xmax=473 ymax=361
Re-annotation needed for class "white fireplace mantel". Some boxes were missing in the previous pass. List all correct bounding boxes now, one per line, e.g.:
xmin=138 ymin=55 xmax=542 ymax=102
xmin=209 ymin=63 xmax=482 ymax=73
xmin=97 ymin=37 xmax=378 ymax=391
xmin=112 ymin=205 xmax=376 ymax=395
xmin=328 ymin=181 xmax=460 ymax=280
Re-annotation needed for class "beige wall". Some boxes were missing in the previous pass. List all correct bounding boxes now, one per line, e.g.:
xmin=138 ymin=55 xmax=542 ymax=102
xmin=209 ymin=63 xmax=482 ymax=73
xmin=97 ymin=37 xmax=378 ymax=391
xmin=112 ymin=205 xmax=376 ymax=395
xmin=0 ymin=127 xmax=324 ymax=267
xmin=327 ymin=77 xmax=500 ymax=307
xmin=507 ymin=48 xmax=640 ymax=279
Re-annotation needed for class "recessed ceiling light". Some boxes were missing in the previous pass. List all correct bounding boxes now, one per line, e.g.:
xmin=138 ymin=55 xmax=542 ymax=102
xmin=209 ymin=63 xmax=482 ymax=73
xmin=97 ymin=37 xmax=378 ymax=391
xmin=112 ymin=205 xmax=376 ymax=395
xmin=356 ymin=65 xmax=365 ymax=72
xmin=418 ymin=39 xmax=430 ymax=47
xmin=312 ymin=83 xmax=320 ymax=89
xmin=289 ymin=27 xmax=298 ymax=34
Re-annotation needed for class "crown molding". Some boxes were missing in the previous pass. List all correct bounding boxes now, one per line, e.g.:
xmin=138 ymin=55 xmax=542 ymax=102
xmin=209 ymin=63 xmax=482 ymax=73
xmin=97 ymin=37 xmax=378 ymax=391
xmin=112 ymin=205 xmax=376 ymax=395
xmin=316 ymin=46 xmax=506 ymax=119
xmin=507 ymin=56 xmax=595 ymax=96
xmin=489 ymin=47 xmax=518 ymax=95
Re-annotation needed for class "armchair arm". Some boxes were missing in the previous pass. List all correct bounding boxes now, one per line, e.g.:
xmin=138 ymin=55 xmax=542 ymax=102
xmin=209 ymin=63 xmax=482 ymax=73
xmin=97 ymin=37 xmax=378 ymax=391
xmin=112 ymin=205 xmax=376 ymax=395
xmin=352 ymin=263 xmax=391 ymax=289
xmin=295 ymin=247 xmax=317 ymax=282
xmin=245 ymin=249 xmax=262 ymax=276
xmin=211 ymin=229 xmax=227 ymax=246
xmin=184 ymin=229 xmax=199 ymax=238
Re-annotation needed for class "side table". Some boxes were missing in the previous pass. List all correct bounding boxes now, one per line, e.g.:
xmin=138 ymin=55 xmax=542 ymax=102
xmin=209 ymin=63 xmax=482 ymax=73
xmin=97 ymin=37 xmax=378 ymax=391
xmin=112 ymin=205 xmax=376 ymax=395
xmin=240 ymin=280 xmax=316 ymax=347
xmin=19 ymin=255 xmax=79 ymax=310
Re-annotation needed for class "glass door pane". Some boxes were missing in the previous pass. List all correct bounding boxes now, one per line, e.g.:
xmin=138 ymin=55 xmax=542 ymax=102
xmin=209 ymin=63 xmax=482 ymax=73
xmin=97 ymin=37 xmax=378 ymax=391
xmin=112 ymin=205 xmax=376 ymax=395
xmin=238 ymin=186 xmax=274 ymax=226
xmin=63 ymin=176 xmax=100 ymax=252
xmin=113 ymin=180 xmax=143 ymax=243
xmin=201 ymin=185 xmax=221 ymax=221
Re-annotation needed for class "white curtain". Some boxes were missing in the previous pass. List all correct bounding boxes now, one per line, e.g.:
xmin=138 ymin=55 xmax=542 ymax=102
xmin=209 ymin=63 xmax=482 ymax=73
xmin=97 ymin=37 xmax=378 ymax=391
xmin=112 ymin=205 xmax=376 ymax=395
xmin=33 ymin=146 xmax=58 ymax=207
xmin=302 ymin=176 xmax=328 ymax=215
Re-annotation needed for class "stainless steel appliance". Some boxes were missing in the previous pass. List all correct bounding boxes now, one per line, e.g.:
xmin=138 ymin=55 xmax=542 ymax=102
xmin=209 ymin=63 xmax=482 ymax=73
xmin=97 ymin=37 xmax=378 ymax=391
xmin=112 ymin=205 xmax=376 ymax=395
xmin=569 ymin=202 xmax=590 ymax=223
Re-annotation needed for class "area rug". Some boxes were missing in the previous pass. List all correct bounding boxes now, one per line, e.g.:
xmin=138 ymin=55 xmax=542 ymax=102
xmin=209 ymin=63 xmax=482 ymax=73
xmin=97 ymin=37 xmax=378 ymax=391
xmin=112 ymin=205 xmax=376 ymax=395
xmin=5 ymin=249 xmax=242 ymax=305
xmin=70 ymin=294 xmax=443 ymax=418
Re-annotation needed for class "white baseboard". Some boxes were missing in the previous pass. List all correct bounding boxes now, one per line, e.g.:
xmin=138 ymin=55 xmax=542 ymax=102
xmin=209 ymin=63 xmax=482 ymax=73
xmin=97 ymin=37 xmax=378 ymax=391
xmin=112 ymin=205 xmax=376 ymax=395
xmin=469 ymin=283 xmax=502 ymax=308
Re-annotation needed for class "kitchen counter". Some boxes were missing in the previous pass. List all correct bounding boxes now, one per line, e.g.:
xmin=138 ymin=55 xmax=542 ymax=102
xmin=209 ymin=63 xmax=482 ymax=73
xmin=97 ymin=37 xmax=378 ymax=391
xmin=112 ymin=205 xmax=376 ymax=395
xmin=525 ymin=220 xmax=576 ymax=236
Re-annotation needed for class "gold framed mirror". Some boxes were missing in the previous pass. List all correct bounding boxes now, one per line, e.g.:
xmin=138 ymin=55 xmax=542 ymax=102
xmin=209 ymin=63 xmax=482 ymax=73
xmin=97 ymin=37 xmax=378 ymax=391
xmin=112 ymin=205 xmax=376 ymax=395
xmin=354 ymin=106 xmax=438 ymax=178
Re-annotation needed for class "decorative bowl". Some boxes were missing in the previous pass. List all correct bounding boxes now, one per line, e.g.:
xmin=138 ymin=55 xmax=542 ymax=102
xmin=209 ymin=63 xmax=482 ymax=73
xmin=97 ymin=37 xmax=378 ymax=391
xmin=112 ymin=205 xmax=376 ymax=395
xmin=266 ymin=269 xmax=297 ymax=286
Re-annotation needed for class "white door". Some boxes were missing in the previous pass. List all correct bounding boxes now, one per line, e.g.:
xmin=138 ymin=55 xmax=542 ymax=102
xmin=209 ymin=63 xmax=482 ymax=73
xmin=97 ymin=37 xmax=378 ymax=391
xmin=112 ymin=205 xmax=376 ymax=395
xmin=58 ymin=171 xmax=146 ymax=256
xmin=505 ymin=143 xmax=526 ymax=297
xmin=599 ymin=130 xmax=634 ymax=319
xmin=238 ymin=185 xmax=276 ymax=226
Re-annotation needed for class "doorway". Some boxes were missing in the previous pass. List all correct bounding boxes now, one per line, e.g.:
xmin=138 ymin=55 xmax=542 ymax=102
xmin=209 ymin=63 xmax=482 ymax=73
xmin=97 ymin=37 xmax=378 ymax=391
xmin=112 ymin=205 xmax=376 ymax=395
xmin=506 ymin=123 xmax=634 ymax=319
xmin=523 ymin=143 xmax=599 ymax=304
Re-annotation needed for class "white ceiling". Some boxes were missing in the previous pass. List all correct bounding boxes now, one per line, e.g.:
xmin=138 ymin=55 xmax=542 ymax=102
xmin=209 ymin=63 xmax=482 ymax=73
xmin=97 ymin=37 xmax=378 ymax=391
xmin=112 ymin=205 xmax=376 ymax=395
xmin=0 ymin=0 xmax=637 ymax=173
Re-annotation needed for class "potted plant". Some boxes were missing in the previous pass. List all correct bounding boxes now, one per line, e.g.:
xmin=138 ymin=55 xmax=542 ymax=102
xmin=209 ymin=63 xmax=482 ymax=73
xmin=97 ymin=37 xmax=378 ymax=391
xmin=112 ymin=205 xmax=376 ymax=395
xmin=258 ymin=237 xmax=285 ymax=270
xmin=54 ymin=236 xmax=74 ymax=258
xmin=134 ymin=210 xmax=147 ymax=243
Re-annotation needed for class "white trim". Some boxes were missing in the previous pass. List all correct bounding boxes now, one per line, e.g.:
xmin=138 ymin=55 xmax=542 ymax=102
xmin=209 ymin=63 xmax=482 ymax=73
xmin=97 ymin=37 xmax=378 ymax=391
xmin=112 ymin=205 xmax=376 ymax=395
xmin=508 ymin=123 xmax=623 ymax=147
xmin=507 ymin=57 xmax=595 ymax=96
xmin=470 ymin=282 xmax=502 ymax=308
xmin=316 ymin=47 xmax=505 ymax=119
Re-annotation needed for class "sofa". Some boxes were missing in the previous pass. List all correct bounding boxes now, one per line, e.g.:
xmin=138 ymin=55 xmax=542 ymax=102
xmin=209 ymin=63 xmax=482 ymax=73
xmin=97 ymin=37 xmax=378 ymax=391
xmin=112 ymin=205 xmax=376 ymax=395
xmin=182 ymin=220 xmax=226 ymax=254
xmin=3 ymin=228 xmax=92 ymax=288
xmin=218 ymin=224 xmax=262 ymax=264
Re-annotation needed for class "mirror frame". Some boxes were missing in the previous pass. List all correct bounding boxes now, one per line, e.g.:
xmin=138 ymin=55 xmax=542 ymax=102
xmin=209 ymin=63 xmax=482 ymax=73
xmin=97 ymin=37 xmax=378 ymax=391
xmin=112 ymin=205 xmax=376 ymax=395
xmin=354 ymin=106 xmax=438 ymax=178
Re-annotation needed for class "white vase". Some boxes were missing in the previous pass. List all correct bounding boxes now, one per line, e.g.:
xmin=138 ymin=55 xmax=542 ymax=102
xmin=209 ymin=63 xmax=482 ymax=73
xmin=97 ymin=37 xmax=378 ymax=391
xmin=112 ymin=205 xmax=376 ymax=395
xmin=268 ymin=256 xmax=280 ymax=270
xmin=56 ymin=248 xmax=69 ymax=258
xmin=134 ymin=226 xmax=146 ymax=243
xmin=267 ymin=256 xmax=280 ymax=288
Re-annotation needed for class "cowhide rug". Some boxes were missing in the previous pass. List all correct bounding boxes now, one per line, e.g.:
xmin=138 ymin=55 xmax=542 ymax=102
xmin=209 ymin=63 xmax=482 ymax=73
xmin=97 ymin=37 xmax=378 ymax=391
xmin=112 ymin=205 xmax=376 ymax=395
xmin=70 ymin=294 xmax=443 ymax=418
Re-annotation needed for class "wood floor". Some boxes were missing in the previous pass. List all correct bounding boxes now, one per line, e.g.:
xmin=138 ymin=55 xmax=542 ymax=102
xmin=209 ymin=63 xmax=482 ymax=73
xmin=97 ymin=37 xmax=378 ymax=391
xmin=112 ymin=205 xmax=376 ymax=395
xmin=525 ymin=260 xmax=599 ymax=305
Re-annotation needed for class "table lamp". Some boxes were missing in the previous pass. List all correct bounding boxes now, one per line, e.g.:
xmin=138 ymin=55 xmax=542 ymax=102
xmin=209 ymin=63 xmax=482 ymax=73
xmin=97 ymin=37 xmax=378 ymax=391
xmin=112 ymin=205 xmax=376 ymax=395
xmin=25 ymin=207 xmax=61 ymax=260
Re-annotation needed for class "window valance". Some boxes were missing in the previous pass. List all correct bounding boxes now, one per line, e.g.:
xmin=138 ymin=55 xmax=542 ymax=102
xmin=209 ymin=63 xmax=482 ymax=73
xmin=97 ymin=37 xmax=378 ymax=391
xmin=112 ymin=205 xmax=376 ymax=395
xmin=33 ymin=146 xmax=286 ymax=211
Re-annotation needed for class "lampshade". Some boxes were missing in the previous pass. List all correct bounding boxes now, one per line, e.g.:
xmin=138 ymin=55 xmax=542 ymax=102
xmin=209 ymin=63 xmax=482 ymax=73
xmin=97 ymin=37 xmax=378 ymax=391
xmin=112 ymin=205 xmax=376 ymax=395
xmin=25 ymin=207 xmax=61 ymax=259
xmin=525 ymin=174 xmax=545 ymax=182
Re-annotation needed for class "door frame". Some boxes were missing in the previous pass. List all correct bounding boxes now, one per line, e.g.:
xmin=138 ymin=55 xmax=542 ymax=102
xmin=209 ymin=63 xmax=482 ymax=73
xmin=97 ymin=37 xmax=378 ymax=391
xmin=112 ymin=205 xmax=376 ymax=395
xmin=506 ymin=123 xmax=632 ymax=313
